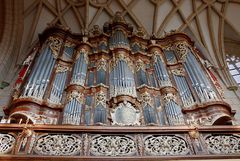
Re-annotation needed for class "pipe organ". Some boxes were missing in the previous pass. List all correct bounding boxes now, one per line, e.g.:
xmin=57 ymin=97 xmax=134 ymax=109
xmin=4 ymin=12 xmax=235 ymax=127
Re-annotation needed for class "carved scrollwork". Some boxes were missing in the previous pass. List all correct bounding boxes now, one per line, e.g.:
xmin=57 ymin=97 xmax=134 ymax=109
xmin=90 ymin=135 xmax=137 ymax=156
xmin=34 ymin=134 xmax=82 ymax=156
xmin=205 ymin=134 xmax=240 ymax=154
xmin=56 ymin=64 xmax=70 ymax=73
xmin=97 ymin=58 xmax=107 ymax=71
xmin=67 ymin=90 xmax=84 ymax=104
xmin=111 ymin=101 xmax=140 ymax=126
xmin=112 ymin=11 xmax=126 ymax=24
xmin=172 ymin=68 xmax=185 ymax=76
xmin=141 ymin=92 xmax=153 ymax=106
xmin=0 ymin=134 xmax=15 ymax=154
xmin=136 ymin=59 xmax=145 ymax=71
xmin=174 ymin=41 xmax=189 ymax=61
xmin=48 ymin=37 xmax=62 ymax=58
xmin=163 ymin=93 xmax=177 ymax=103
xmin=90 ymin=25 xmax=102 ymax=36
xmin=113 ymin=53 xmax=134 ymax=72
xmin=152 ymin=50 xmax=162 ymax=63
xmin=134 ymin=27 xmax=147 ymax=38
xmin=95 ymin=91 xmax=106 ymax=106
xmin=10 ymin=111 xmax=57 ymax=125
xmin=144 ymin=135 xmax=190 ymax=155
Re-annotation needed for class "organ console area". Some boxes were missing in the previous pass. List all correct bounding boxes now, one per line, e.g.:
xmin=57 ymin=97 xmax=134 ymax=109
xmin=3 ymin=12 xmax=235 ymax=127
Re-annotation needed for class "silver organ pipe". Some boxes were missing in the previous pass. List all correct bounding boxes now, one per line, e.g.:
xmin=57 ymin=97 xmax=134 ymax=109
xmin=143 ymin=105 xmax=157 ymax=124
xmin=71 ymin=52 xmax=88 ymax=86
xmin=49 ymin=70 xmax=67 ymax=104
xmin=165 ymin=100 xmax=184 ymax=126
xmin=154 ymin=55 xmax=171 ymax=87
xmin=22 ymin=46 xmax=56 ymax=99
xmin=174 ymin=75 xmax=195 ymax=107
xmin=110 ymin=60 xmax=136 ymax=98
xmin=109 ymin=30 xmax=130 ymax=49
xmin=63 ymin=98 xmax=82 ymax=125
xmin=184 ymin=51 xmax=217 ymax=102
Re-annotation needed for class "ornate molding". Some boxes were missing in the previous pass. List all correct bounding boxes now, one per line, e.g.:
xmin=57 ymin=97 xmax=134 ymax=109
xmin=10 ymin=111 xmax=57 ymax=125
xmin=174 ymin=41 xmax=189 ymax=61
xmin=111 ymin=101 xmax=140 ymax=126
xmin=55 ymin=64 xmax=70 ymax=73
xmin=0 ymin=134 xmax=15 ymax=154
xmin=144 ymin=135 xmax=190 ymax=155
xmin=163 ymin=93 xmax=177 ymax=103
xmin=90 ymin=135 xmax=137 ymax=156
xmin=67 ymin=90 xmax=84 ymax=104
xmin=48 ymin=37 xmax=62 ymax=58
xmin=34 ymin=134 xmax=82 ymax=156
xmin=172 ymin=68 xmax=185 ymax=76
xmin=97 ymin=58 xmax=107 ymax=71
xmin=140 ymin=92 xmax=153 ymax=107
xmin=205 ymin=134 xmax=240 ymax=154
xmin=136 ymin=59 xmax=145 ymax=71
xmin=95 ymin=91 xmax=106 ymax=106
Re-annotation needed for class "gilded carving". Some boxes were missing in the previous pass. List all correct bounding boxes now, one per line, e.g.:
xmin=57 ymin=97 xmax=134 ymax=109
xmin=144 ymin=135 xmax=190 ymax=155
xmin=174 ymin=41 xmax=189 ymax=61
xmin=0 ymin=134 xmax=15 ymax=154
xmin=90 ymin=25 xmax=102 ymax=36
xmin=136 ymin=59 xmax=145 ymax=71
xmin=95 ymin=91 xmax=106 ymax=106
xmin=141 ymin=92 xmax=153 ymax=106
xmin=10 ymin=111 xmax=57 ymax=125
xmin=55 ymin=64 xmax=70 ymax=73
xmin=90 ymin=135 xmax=137 ymax=156
xmin=97 ymin=58 xmax=107 ymax=71
xmin=67 ymin=90 xmax=84 ymax=104
xmin=163 ymin=93 xmax=177 ymax=103
xmin=172 ymin=68 xmax=185 ymax=76
xmin=205 ymin=134 xmax=240 ymax=154
xmin=111 ymin=101 xmax=140 ymax=126
xmin=48 ymin=36 xmax=62 ymax=58
xmin=34 ymin=134 xmax=82 ymax=156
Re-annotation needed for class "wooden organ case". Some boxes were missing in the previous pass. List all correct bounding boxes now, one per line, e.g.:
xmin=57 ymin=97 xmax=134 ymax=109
xmin=0 ymin=12 xmax=239 ymax=160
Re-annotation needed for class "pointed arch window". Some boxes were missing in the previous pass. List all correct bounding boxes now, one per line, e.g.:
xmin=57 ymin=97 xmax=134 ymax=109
xmin=226 ymin=54 xmax=240 ymax=85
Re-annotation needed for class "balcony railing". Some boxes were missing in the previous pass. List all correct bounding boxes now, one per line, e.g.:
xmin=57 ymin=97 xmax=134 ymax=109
xmin=0 ymin=124 xmax=239 ymax=160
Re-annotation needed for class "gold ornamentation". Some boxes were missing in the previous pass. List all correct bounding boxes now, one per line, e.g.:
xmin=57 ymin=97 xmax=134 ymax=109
xmin=163 ymin=93 xmax=176 ymax=103
xmin=95 ymin=91 xmax=106 ymax=106
xmin=135 ymin=27 xmax=146 ymax=38
xmin=172 ymin=68 xmax=185 ymax=76
xmin=91 ymin=25 xmax=102 ymax=36
xmin=48 ymin=37 xmax=62 ymax=58
xmin=112 ymin=11 xmax=126 ymax=24
xmin=189 ymin=129 xmax=200 ymax=139
xmin=152 ymin=50 xmax=163 ymax=63
xmin=174 ymin=41 xmax=189 ymax=61
xmin=111 ymin=53 xmax=134 ymax=72
xmin=136 ymin=59 xmax=145 ymax=71
xmin=67 ymin=90 xmax=84 ymax=104
xmin=141 ymin=92 xmax=152 ymax=106
xmin=97 ymin=58 xmax=107 ymax=71
xmin=65 ymin=40 xmax=76 ymax=48
xmin=56 ymin=64 xmax=70 ymax=73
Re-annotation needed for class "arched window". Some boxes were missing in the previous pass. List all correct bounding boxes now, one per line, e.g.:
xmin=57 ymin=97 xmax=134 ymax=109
xmin=226 ymin=54 xmax=240 ymax=85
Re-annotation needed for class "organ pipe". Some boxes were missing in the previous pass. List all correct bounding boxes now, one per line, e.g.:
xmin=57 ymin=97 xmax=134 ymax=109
xmin=7 ymin=12 xmax=233 ymax=127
